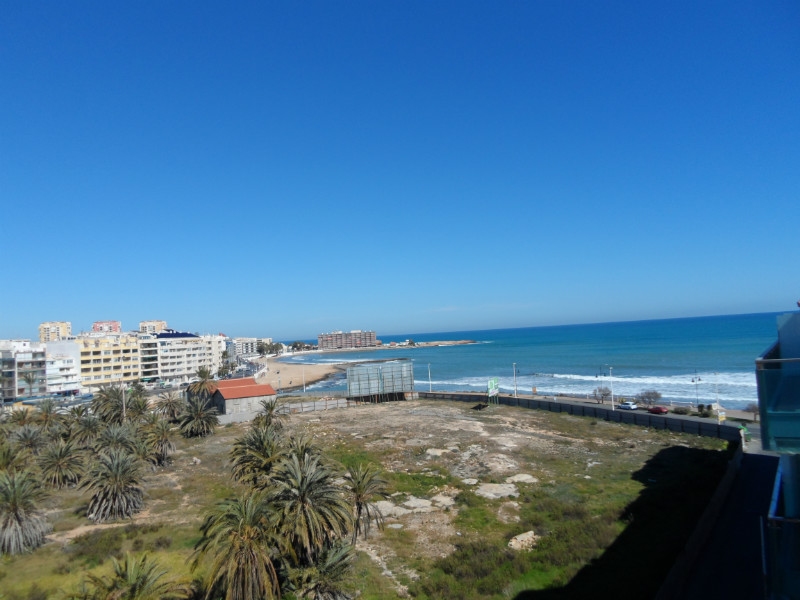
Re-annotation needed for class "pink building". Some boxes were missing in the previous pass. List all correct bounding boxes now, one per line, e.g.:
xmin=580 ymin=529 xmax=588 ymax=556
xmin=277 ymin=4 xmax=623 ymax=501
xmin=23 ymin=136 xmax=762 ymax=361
xmin=91 ymin=320 xmax=122 ymax=333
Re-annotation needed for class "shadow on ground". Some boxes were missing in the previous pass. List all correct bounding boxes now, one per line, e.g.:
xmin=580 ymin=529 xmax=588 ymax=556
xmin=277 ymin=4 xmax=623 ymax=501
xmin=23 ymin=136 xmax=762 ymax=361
xmin=514 ymin=443 xmax=736 ymax=600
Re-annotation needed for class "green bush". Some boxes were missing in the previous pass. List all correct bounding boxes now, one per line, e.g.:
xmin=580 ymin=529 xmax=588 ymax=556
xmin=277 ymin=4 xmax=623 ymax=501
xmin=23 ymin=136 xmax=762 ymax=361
xmin=66 ymin=529 xmax=124 ymax=566
xmin=672 ymin=406 xmax=690 ymax=415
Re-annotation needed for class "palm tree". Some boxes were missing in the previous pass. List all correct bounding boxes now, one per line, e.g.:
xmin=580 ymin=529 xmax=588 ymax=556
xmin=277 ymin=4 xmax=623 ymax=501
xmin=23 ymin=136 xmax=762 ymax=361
xmin=82 ymin=449 xmax=144 ymax=523
xmin=287 ymin=433 xmax=321 ymax=461
xmin=253 ymin=398 xmax=287 ymax=431
xmin=188 ymin=367 xmax=217 ymax=400
xmin=286 ymin=540 xmax=356 ymax=600
xmin=0 ymin=470 xmax=51 ymax=555
xmin=179 ymin=395 xmax=219 ymax=438
xmin=344 ymin=463 xmax=389 ymax=544
xmin=93 ymin=423 xmax=138 ymax=456
xmin=38 ymin=439 xmax=83 ymax=488
xmin=271 ymin=453 xmax=352 ymax=565
xmin=126 ymin=393 xmax=151 ymax=423
xmin=144 ymin=418 xmax=176 ymax=466
xmin=0 ymin=441 xmax=28 ymax=473
xmin=92 ymin=385 xmax=126 ymax=425
xmin=155 ymin=392 xmax=185 ymax=422
xmin=35 ymin=398 xmax=63 ymax=435
xmin=12 ymin=424 xmax=45 ymax=455
xmin=7 ymin=407 xmax=35 ymax=427
xmin=86 ymin=552 xmax=190 ymax=599
xmin=230 ymin=425 xmax=285 ymax=489
xmin=70 ymin=413 xmax=102 ymax=448
xmin=192 ymin=491 xmax=281 ymax=600
xmin=21 ymin=371 xmax=39 ymax=398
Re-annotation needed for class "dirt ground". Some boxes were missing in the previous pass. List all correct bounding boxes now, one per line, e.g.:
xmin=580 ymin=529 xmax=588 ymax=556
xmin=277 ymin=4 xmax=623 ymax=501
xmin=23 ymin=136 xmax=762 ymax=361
xmin=28 ymin=398 xmax=727 ymax=599
xmin=286 ymin=398 xmax=696 ymax=595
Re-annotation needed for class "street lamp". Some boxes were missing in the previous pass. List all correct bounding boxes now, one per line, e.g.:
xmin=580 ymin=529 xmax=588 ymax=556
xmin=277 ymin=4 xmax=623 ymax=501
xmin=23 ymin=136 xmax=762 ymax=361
xmin=428 ymin=363 xmax=432 ymax=393
xmin=692 ymin=371 xmax=701 ymax=407
xmin=513 ymin=363 xmax=518 ymax=398
xmin=609 ymin=366 xmax=614 ymax=410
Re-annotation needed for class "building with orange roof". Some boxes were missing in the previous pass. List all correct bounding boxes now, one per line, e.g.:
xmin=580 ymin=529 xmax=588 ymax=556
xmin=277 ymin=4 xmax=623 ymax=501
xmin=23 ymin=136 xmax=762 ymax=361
xmin=211 ymin=378 xmax=277 ymax=424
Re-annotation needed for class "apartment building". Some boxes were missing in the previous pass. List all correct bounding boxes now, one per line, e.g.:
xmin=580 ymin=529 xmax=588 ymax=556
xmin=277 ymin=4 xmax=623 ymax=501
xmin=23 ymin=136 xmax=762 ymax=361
xmin=233 ymin=337 xmax=272 ymax=358
xmin=317 ymin=330 xmax=378 ymax=350
xmin=139 ymin=330 xmax=218 ymax=385
xmin=38 ymin=321 xmax=72 ymax=342
xmin=74 ymin=334 xmax=140 ymax=387
xmin=139 ymin=320 xmax=168 ymax=334
xmin=46 ymin=355 xmax=81 ymax=396
xmin=0 ymin=340 xmax=47 ymax=401
xmin=92 ymin=320 xmax=122 ymax=333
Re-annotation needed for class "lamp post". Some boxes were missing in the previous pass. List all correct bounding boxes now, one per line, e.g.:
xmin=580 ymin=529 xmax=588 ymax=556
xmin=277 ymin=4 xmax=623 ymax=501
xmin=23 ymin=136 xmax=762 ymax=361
xmin=428 ymin=364 xmax=432 ymax=393
xmin=692 ymin=371 xmax=701 ymax=408
xmin=513 ymin=363 xmax=518 ymax=398
xmin=609 ymin=366 xmax=614 ymax=411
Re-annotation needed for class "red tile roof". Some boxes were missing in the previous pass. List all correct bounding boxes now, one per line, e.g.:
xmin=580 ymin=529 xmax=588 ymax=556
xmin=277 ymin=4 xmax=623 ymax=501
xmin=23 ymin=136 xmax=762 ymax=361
xmin=215 ymin=383 xmax=277 ymax=400
xmin=216 ymin=377 xmax=258 ymax=388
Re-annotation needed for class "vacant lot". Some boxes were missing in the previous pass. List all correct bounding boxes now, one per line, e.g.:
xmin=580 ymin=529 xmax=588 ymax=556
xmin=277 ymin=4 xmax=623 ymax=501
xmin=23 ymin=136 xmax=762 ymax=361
xmin=1 ymin=399 xmax=731 ymax=599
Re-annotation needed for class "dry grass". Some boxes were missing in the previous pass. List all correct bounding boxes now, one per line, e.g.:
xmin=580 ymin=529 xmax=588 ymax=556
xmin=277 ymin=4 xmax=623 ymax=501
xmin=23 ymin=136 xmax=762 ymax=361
xmin=0 ymin=400 xmax=731 ymax=599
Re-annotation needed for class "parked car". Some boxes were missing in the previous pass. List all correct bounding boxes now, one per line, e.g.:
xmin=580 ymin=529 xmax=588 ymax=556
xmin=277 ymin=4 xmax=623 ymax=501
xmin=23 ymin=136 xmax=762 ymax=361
xmin=619 ymin=401 xmax=638 ymax=410
xmin=648 ymin=405 xmax=669 ymax=414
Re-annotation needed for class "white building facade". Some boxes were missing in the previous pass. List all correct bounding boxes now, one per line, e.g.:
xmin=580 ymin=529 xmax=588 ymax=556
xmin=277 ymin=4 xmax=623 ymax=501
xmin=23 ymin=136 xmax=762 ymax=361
xmin=46 ymin=355 xmax=81 ymax=396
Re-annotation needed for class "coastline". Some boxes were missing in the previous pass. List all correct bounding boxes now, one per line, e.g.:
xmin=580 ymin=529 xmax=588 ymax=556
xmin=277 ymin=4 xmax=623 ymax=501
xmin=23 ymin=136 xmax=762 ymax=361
xmin=255 ymin=357 xmax=758 ymax=422
xmin=253 ymin=340 xmax=475 ymax=392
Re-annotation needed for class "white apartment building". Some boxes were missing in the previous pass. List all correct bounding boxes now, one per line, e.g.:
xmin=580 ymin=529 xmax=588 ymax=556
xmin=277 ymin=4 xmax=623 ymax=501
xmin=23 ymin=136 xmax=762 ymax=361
xmin=138 ymin=330 xmax=223 ymax=385
xmin=46 ymin=355 xmax=81 ymax=396
xmin=233 ymin=337 xmax=272 ymax=358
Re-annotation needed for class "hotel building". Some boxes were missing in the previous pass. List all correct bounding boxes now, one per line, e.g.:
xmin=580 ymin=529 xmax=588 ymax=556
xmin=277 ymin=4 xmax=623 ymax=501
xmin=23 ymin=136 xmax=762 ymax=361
xmin=317 ymin=330 xmax=378 ymax=350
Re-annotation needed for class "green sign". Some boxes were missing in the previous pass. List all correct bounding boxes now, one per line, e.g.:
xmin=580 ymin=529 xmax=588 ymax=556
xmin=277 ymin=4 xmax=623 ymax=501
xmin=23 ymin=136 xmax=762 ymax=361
xmin=488 ymin=377 xmax=499 ymax=397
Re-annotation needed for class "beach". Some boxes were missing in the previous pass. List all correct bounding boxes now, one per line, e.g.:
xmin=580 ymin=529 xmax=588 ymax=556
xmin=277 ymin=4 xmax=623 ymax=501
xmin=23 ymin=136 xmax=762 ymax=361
xmin=255 ymin=356 xmax=344 ymax=392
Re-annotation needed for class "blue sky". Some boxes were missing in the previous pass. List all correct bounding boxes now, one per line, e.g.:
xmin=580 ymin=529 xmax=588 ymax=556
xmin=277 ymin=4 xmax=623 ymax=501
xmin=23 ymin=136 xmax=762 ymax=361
xmin=2 ymin=2 xmax=798 ymax=341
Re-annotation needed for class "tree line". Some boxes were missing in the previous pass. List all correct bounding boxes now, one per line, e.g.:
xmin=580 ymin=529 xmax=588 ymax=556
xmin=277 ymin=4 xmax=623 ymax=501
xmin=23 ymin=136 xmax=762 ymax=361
xmin=0 ymin=368 xmax=388 ymax=599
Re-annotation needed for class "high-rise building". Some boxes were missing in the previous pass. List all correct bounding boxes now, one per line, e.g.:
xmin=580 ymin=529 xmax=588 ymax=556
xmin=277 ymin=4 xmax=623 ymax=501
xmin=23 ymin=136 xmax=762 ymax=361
xmin=92 ymin=320 xmax=122 ymax=333
xmin=38 ymin=321 xmax=72 ymax=342
xmin=317 ymin=330 xmax=377 ymax=350
xmin=139 ymin=320 xmax=168 ymax=334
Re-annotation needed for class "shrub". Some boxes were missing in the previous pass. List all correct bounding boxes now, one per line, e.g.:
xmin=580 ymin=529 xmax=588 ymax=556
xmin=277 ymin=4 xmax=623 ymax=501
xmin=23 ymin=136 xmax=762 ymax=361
xmin=672 ymin=406 xmax=690 ymax=415
xmin=67 ymin=529 xmax=124 ymax=566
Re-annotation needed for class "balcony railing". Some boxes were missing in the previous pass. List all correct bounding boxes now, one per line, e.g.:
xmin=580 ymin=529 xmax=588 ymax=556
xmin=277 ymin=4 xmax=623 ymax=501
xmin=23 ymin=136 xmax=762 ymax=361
xmin=756 ymin=342 xmax=800 ymax=453
xmin=764 ymin=461 xmax=800 ymax=598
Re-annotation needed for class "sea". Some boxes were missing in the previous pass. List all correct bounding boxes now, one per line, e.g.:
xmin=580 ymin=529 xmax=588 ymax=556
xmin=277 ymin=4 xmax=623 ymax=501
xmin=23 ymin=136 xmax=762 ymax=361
xmin=279 ymin=312 xmax=786 ymax=410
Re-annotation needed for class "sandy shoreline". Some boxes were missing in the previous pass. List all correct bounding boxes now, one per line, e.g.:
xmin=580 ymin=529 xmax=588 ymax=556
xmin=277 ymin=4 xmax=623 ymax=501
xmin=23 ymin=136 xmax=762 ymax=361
xmin=253 ymin=352 xmax=759 ymax=423
xmin=255 ymin=357 xmax=345 ymax=392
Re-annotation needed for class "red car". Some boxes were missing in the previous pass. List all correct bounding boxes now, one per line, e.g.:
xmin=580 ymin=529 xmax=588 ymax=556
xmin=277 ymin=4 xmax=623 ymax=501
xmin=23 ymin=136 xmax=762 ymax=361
xmin=648 ymin=405 xmax=669 ymax=414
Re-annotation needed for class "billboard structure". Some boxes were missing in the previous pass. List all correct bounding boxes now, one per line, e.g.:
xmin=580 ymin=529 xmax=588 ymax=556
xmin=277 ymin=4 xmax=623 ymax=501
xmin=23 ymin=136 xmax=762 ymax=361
xmin=346 ymin=360 xmax=414 ymax=402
